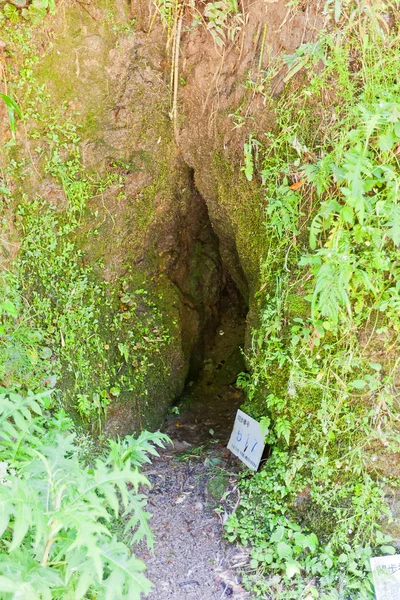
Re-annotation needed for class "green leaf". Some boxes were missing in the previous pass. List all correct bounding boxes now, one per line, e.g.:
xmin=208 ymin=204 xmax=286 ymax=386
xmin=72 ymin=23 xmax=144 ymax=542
xmin=285 ymin=560 xmax=301 ymax=578
xmin=271 ymin=525 xmax=285 ymax=543
xmin=276 ymin=418 xmax=291 ymax=445
xmin=277 ymin=541 xmax=293 ymax=560
xmin=0 ymin=93 xmax=22 ymax=135
xmin=0 ymin=300 xmax=18 ymax=317
xmin=283 ymin=56 xmax=308 ymax=83
xmin=3 ymin=3 xmax=21 ymax=22
xmin=380 ymin=545 xmax=396 ymax=555
xmin=307 ymin=533 xmax=319 ymax=553
xmin=250 ymin=558 xmax=259 ymax=569
xmin=309 ymin=213 xmax=322 ymax=249
xmin=9 ymin=490 xmax=33 ymax=551
xmin=369 ymin=362 xmax=382 ymax=371
xmin=0 ymin=577 xmax=18 ymax=592
xmin=340 ymin=205 xmax=354 ymax=225
xmin=25 ymin=4 xmax=47 ymax=24
xmin=386 ymin=204 xmax=400 ymax=246
xmin=243 ymin=139 xmax=254 ymax=181
xmin=124 ymin=493 xmax=154 ymax=549
xmin=378 ymin=129 xmax=397 ymax=152
xmin=349 ymin=379 xmax=367 ymax=390
xmin=263 ymin=552 xmax=273 ymax=564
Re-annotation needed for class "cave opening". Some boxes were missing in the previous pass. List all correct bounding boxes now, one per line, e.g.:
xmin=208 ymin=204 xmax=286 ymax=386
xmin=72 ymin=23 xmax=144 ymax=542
xmin=164 ymin=175 xmax=249 ymax=445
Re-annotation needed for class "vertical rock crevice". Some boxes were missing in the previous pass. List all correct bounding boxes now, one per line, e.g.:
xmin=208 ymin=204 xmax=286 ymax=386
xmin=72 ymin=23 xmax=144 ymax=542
xmin=160 ymin=166 xmax=248 ymax=417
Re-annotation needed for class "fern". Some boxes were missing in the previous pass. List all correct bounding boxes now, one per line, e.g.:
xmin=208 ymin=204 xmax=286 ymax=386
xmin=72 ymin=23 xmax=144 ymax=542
xmin=311 ymin=252 xmax=353 ymax=324
xmin=339 ymin=146 xmax=374 ymax=225
xmin=385 ymin=203 xmax=400 ymax=246
xmin=0 ymin=391 xmax=45 ymax=465
xmin=107 ymin=430 xmax=169 ymax=469
xmin=0 ymin=390 xmax=166 ymax=599
xmin=309 ymin=213 xmax=323 ymax=250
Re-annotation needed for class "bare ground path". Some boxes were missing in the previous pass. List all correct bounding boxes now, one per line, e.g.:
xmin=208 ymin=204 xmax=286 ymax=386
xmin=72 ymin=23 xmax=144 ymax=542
xmin=138 ymin=443 xmax=250 ymax=599
xmin=137 ymin=286 xmax=252 ymax=599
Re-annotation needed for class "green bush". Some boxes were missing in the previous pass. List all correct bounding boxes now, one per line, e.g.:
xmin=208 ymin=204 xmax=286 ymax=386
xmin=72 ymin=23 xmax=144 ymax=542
xmin=0 ymin=389 xmax=168 ymax=599
xmin=231 ymin=0 xmax=400 ymax=596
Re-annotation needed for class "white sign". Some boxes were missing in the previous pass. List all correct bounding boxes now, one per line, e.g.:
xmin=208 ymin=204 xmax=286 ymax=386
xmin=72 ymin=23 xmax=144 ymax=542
xmin=227 ymin=409 xmax=266 ymax=471
xmin=370 ymin=555 xmax=400 ymax=600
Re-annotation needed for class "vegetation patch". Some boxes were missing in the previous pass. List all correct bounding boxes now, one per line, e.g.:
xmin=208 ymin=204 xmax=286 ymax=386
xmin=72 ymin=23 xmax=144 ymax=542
xmin=0 ymin=7 xmax=173 ymax=598
xmin=226 ymin=1 xmax=400 ymax=597
xmin=0 ymin=11 xmax=173 ymax=430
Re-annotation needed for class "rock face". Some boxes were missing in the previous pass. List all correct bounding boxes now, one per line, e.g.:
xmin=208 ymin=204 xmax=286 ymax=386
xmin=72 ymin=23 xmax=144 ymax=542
xmin=3 ymin=0 xmax=322 ymax=434
xmin=11 ymin=0 xmax=241 ymax=434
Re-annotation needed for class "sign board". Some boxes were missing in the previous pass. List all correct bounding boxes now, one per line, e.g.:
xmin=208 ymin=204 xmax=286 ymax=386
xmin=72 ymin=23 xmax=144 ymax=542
xmin=227 ymin=409 xmax=266 ymax=471
xmin=370 ymin=555 xmax=400 ymax=600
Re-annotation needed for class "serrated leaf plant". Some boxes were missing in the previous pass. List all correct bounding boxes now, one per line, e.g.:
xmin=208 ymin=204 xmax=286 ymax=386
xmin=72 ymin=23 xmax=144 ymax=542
xmin=0 ymin=390 xmax=168 ymax=599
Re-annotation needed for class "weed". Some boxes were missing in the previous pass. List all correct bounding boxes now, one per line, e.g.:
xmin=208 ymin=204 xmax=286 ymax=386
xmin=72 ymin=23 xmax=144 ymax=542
xmin=1 ymin=0 xmax=55 ymax=25
xmin=0 ymin=17 xmax=172 ymax=427
xmin=0 ymin=388 xmax=168 ymax=599
xmin=231 ymin=0 xmax=400 ymax=596
xmin=0 ymin=94 xmax=22 ymax=138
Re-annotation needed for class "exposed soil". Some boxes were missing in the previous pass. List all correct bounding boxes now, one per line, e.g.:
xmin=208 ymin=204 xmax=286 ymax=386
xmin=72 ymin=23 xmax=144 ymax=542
xmin=138 ymin=443 xmax=251 ymax=599
xmin=137 ymin=280 xmax=253 ymax=598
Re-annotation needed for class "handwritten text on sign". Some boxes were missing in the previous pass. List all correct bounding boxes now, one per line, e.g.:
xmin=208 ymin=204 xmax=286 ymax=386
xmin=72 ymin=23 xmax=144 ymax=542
xmin=227 ymin=409 xmax=266 ymax=471
xmin=370 ymin=555 xmax=400 ymax=600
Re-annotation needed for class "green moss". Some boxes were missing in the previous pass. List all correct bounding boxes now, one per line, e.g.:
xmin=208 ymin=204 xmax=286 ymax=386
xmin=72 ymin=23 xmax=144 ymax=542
xmin=34 ymin=0 xmax=131 ymax=135
xmin=212 ymin=152 xmax=265 ymax=294
xmin=286 ymin=293 xmax=310 ymax=319
xmin=207 ymin=471 xmax=229 ymax=501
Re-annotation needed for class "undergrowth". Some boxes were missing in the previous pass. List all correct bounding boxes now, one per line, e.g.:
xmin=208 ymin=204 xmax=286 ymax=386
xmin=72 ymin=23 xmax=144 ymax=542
xmin=227 ymin=1 xmax=400 ymax=598
xmin=0 ymin=7 xmax=173 ymax=598
xmin=0 ymin=385 xmax=168 ymax=599
xmin=2 ymin=0 xmax=400 ymax=598
xmin=0 ymin=16 xmax=171 ymax=427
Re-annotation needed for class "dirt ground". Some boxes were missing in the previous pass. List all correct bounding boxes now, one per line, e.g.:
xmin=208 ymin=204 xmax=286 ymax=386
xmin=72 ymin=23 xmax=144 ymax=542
xmin=136 ymin=284 xmax=253 ymax=599
xmin=138 ymin=443 xmax=251 ymax=599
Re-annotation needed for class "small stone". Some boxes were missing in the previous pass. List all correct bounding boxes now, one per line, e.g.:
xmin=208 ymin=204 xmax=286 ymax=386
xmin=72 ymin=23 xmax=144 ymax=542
xmin=171 ymin=439 xmax=191 ymax=452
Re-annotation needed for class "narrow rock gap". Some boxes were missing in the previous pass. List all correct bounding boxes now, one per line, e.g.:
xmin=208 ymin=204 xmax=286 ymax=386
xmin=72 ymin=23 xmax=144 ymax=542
xmin=164 ymin=168 xmax=249 ymax=447
xmin=138 ymin=180 xmax=251 ymax=598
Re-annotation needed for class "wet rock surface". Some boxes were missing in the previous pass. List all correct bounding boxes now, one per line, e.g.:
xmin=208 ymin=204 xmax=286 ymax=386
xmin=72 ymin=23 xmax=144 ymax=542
xmin=164 ymin=278 xmax=247 ymax=447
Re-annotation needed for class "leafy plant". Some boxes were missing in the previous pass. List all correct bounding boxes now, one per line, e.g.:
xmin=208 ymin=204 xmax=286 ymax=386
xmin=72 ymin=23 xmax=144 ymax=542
xmin=0 ymin=389 xmax=169 ymax=599
xmin=0 ymin=24 xmax=172 ymax=425
xmin=1 ymin=0 xmax=55 ymax=24
xmin=204 ymin=0 xmax=243 ymax=48
xmin=231 ymin=0 xmax=400 ymax=596
xmin=0 ymin=94 xmax=22 ymax=138
xmin=243 ymin=135 xmax=261 ymax=182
